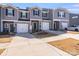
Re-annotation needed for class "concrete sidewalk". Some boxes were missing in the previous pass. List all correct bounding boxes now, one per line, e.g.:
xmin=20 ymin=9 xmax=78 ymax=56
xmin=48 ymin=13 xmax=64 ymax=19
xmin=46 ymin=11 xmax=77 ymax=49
xmin=1 ymin=36 xmax=62 ymax=56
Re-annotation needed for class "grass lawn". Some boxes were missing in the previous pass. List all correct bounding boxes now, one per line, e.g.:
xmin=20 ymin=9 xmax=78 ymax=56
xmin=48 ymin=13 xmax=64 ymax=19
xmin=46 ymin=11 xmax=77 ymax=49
xmin=0 ymin=35 xmax=12 ymax=43
xmin=0 ymin=48 xmax=5 ymax=55
xmin=32 ymin=31 xmax=57 ymax=39
xmin=48 ymin=38 xmax=79 ymax=56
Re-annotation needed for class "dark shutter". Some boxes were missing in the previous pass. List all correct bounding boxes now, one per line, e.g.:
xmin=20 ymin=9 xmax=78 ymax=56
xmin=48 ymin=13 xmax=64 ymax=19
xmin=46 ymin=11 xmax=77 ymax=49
xmin=26 ymin=13 xmax=27 ymax=18
xmin=38 ymin=10 xmax=40 ymax=16
xmin=13 ymin=10 xmax=14 ymax=16
xmin=63 ymin=13 xmax=65 ymax=17
xmin=6 ymin=9 xmax=8 ymax=16
xmin=33 ymin=10 xmax=35 ymax=15
xmin=0 ymin=8 xmax=1 ymax=18
xmin=20 ymin=12 xmax=22 ymax=17
xmin=57 ymin=12 xmax=59 ymax=17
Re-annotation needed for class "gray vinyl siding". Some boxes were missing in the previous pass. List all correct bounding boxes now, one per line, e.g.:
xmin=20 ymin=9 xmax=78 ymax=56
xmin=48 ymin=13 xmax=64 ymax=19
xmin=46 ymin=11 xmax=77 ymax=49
xmin=69 ymin=13 xmax=79 ymax=26
xmin=54 ymin=8 xmax=69 ymax=20
xmin=49 ymin=9 xmax=53 ymax=20
xmin=42 ymin=8 xmax=53 ymax=20
xmin=1 ymin=7 xmax=18 ymax=20
xmin=49 ymin=9 xmax=53 ymax=30
xmin=0 ymin=7 xmax=1 ymax=32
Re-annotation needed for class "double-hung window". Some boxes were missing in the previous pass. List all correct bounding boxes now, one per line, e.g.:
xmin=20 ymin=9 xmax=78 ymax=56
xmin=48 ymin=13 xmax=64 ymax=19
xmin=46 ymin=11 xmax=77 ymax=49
xmin=42 ymin=10 xmax=48 ymax=17
xmin=33 ymin=9 xmax=39 ymax=16
xmin=6 ymin=8 xmax=14 ymax=16
xmin=20 ymin=12 xmax=27 ymax=18
xmin=58 ymin=11 xmax=65 ymax=18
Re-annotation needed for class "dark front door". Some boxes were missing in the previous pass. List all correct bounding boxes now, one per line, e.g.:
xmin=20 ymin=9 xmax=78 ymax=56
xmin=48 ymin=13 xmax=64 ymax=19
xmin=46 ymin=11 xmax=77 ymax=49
xmin=32 ymin=21 xmax=39 ymax=32
xmin=54 ymin=21 xmax=59 ymax=30
xmin=34 ymin=23 xmax=37 ymax=31
xmin=10 ymin=23 xmax=14 ymax=32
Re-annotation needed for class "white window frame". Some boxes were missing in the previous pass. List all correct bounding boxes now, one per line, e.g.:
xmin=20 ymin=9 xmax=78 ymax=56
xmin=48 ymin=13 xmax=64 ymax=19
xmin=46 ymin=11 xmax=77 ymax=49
xmin=7 ymin=8 xmax=13 ymax=17
xmin=22 ymin=12 xmax=27 ymax=18
xmin=59 ymin=11 xmax=65 ymax=18
xmin=33 ymin=9 xmax=39 ymax=16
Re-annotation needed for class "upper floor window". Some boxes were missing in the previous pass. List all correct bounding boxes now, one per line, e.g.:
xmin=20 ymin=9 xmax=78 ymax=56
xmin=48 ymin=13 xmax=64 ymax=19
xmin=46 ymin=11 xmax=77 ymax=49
xmin=20 ymin=12 xmax=27 ymax=18
xmin=58 ymin=11 xmax=65 ymax=18
xmin=72 ymin=16 xmax=78 ymax=19
xmin=33 ymin=9 xmax=39 ymax=16
xmin=6 ymin=8 xmax=14 ymax=16
xmin=42 ymin=10 xmax=48 ymax=17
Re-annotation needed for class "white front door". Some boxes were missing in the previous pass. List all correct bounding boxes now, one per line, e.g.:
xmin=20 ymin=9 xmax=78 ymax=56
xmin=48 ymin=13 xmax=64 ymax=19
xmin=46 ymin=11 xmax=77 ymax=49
xmin=17 ymin=23 xmax=28 ymax=33
xmin=41 ymin=22 xmax=49 ymax=30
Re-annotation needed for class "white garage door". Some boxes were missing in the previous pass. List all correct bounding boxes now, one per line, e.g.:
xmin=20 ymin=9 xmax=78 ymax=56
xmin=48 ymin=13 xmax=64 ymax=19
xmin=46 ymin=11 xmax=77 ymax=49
xmin=41 ymin=22 xmax=49 ymax=30
xmin=61 ymin=22 xmax=68 ymax=29
xmin=17 ymin=23 xmax=28 ymax=33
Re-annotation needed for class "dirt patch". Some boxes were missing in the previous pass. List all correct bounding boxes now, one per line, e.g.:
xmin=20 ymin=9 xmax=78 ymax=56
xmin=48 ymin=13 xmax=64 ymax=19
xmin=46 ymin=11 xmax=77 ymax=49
xmin=32 ymin=31 xmax=57 ymax=39
xmin=48 ymin=38 xmax=79 ymax=56
xmin=0 ymin=38 xmax=12 ymax=43
xmin=0 ymin=35 xmax=12 ymax=43
xmin=0 ymin=48 xmax=5 ymax=55
xmin=67 ymin=31 xmax=79 ymax=34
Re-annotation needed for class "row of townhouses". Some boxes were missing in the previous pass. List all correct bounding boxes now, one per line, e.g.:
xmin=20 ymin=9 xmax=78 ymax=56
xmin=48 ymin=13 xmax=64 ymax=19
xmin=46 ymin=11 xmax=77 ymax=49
xmin=0 ymin=4 xmax=79 ymax=33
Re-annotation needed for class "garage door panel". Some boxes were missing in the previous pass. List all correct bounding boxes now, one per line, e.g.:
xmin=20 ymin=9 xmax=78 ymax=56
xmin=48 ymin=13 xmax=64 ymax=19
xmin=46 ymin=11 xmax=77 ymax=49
xmin=61 ymin=22 xmax=68 ymax=29
xmin=41 ymin=22 xmax=49 ymax=30
xmin=17 ymin=24 xmax=28 ymax=33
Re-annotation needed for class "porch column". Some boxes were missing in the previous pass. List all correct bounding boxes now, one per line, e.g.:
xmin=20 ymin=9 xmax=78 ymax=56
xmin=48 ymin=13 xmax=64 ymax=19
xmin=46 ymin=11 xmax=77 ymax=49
xmin=14 ymin=22 xmax=16 ymax=33
xmin=1 ymin=21 xmax=3 ymax=32
xmin=39 ymin=21 xmax=41 ymax=31
xmin=29 ymin=21 xmax=32 ymax=33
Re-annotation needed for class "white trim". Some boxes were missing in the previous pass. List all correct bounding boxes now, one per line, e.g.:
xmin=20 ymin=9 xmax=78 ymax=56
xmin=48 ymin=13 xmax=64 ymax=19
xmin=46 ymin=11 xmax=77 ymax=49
xmin=1 ymin=19 xmax=30 ymax=23
xmin=19 ymin=10 xmax=29 ymax=13
xmin=53 ymin=19 xmax=69 ymax=22
xmin=1 ymin=19 xmax=17 ymax=22
xmin=41 ymin=20 xmax=51 ymax=22
xmin=7 ymin=15 xmax=14 ymax=17
xmin=15 ymin=21 xmax=30 ymax=24
xmin=30 ymin=19 xmax=42 ymax=21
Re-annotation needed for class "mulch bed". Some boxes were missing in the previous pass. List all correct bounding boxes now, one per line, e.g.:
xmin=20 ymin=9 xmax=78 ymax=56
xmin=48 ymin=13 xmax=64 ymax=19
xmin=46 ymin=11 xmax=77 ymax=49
xmin=0 ymin=35 xmax=11 ymax=38
xmin=32 ymin=31 xmax=57 ymax=38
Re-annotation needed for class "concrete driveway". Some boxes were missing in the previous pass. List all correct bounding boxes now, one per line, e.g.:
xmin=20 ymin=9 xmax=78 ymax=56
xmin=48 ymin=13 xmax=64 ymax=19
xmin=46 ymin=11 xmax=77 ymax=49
xmin=1 ymin=32 xmax=79 ymax=56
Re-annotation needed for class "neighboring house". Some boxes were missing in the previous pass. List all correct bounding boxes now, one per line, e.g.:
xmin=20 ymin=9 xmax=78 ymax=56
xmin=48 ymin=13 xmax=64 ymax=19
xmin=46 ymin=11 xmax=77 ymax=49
xmin=69 ymin=13 xmax=79 ymax=26
xmin=17 ymin=8 xmax=30 ymax=33
xmin=0 ymin=4 xmax=18 ymax=33
xmin=30 ymin=7 xmax=53 ymax=32
xmin=53 ymin=8 xmax=69 ymax=30
xmin=0 ymin=4 xmax=79 ymax=33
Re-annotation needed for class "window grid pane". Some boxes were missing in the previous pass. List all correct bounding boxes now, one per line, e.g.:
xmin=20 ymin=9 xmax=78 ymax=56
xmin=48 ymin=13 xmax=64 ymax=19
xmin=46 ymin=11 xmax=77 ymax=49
xmin=8 ymin=9 xmax=13 ymax=16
